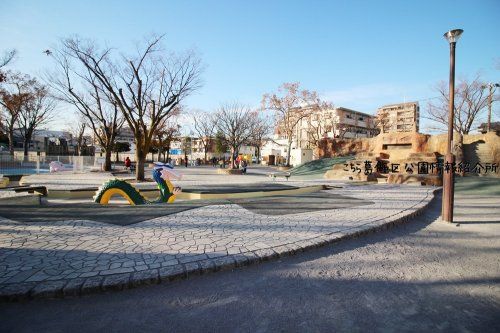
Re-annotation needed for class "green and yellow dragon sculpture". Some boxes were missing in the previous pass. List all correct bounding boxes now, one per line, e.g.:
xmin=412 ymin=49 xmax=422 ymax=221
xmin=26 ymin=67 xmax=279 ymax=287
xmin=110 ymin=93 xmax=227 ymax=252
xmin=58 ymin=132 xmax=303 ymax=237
xmin=93 ymin=162 xmax=182 ymax=205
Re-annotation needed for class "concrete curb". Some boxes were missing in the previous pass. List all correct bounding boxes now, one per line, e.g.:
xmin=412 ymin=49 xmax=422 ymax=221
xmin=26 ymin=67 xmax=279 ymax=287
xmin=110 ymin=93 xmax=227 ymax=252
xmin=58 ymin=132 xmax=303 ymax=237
xmin=0 ymin=193 xmax=41 ymax=206
xmin=0 ymin=188 xmax=440 ymax=302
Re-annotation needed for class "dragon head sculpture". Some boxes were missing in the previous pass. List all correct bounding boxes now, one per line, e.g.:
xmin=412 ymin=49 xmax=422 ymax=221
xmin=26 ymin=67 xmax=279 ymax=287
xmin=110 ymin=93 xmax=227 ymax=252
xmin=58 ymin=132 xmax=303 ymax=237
xmin=153 ymin=162 xmax=182 ymax=196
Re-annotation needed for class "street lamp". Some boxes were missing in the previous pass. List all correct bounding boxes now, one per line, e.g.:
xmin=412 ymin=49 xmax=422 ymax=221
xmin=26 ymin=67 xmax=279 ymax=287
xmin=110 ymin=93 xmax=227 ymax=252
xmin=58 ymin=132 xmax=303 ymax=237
xmin=442 ymin=29 xmax=463 ymax=223
xmin=481 ymin=83 xmax=500 ymax=133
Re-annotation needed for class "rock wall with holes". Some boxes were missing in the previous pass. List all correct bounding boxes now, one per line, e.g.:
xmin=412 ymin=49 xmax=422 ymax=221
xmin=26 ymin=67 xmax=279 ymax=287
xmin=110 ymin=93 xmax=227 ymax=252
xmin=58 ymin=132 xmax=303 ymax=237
xmin=319 ymin=132 xmax=500 ymax=178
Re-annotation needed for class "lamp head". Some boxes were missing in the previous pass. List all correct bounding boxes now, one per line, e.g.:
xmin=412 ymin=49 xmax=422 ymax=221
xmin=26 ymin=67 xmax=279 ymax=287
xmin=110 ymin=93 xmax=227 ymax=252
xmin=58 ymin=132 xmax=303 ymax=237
xmin=443 ymin=29 xmax=463 ymax=43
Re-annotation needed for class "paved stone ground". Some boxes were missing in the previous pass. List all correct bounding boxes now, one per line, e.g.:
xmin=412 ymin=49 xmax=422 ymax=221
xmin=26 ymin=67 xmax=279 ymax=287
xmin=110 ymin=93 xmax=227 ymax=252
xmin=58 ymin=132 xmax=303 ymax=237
xmin=0 ymin=192 xmax=372 ymax=225
xmin=0 ymin=184 xmax=435 ymax=299
xmin=19 ymin=165 xmax=285 ymax=190
xmin=0 ymin=191 xmax=498 ymax=333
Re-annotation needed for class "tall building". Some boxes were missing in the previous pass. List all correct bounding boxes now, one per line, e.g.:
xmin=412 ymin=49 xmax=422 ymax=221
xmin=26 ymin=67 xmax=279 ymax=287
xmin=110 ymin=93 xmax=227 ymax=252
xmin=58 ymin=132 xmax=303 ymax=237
xmin=280 ymin=106 xmax=377 ymax=149
xmin=376 ymin=102 xmax=420 ymax=133
xmin=263 ymin=105 xmax=377 ymax=165
xmin=326 ymin=107 xmax=377 ymax=139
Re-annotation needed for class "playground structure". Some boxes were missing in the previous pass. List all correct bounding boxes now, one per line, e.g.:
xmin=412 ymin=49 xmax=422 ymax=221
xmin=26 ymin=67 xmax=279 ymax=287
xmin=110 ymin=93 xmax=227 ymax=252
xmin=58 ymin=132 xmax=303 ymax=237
xmin=93 ymin=162 xmax=182 ymax=205
xmin=49 ymin=161 xmax=72 ymax=172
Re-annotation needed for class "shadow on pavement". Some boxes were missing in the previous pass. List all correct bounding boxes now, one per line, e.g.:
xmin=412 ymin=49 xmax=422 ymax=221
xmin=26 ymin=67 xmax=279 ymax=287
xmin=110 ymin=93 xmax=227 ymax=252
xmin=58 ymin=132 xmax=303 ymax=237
xmin=2 ymin=193 xmax=500 ymax=332
xmin=0 ymin=191 xmax=372 ymax=225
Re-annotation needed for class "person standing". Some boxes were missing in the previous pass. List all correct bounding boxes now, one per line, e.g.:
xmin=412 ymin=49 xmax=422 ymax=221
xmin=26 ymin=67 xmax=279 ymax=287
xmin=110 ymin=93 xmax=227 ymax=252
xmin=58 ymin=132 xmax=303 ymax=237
xmin=124 ymin=157 xmax=131 ymax=172
xmin=241 ymin=159 xmax=247 ymax=174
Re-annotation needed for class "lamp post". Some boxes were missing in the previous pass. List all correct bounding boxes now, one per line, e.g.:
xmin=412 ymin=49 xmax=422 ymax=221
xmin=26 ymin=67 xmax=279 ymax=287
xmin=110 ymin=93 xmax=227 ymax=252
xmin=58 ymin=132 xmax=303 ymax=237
xmin=481 ymin=83 xmax=500 ymax=133
xmin=442 ymin=29 xmax=463 ymax=223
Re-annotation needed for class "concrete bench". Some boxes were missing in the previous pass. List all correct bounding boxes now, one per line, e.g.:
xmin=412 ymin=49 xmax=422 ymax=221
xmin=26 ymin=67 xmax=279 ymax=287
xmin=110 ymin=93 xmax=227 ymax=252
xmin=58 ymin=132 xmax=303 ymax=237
xmin=268 ymin=172 xmax=291 ymax=181
xmin=2 ymin=185 xmax=48 ymax=196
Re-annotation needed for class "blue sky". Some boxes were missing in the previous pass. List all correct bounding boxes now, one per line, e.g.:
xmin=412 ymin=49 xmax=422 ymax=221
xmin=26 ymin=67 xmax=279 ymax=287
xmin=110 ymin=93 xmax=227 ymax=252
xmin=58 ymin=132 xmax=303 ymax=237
xmin=0 ymin=0 xmax=499 ymax=132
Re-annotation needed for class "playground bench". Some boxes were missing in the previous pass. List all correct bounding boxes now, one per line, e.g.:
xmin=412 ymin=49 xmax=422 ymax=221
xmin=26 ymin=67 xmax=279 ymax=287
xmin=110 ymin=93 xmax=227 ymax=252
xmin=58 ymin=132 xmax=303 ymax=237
xmin=2 ymin=185 xmax=48 ymax=196
xmin=268 ymin=172 xmax=291 ymax=181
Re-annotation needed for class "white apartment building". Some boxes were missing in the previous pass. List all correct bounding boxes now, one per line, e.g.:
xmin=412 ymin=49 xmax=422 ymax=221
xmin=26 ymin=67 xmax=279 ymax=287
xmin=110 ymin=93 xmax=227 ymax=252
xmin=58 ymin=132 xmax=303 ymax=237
xmin=376 ymin=102 xmax=420 ymax=133
xmin=262 ymin=106 xmax=377 ymax=165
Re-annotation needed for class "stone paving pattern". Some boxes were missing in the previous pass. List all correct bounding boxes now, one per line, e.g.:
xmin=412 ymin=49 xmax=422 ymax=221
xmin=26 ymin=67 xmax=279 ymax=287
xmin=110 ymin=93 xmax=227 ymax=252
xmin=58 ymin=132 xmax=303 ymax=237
xmin=0 ymin=184 xmax=436 ymax=300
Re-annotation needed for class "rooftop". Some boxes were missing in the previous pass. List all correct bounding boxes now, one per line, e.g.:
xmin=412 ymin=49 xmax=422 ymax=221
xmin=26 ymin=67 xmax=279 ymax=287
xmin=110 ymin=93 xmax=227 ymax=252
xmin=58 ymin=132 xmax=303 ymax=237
xmin=379 ymin=101 xmax=419 ymax=109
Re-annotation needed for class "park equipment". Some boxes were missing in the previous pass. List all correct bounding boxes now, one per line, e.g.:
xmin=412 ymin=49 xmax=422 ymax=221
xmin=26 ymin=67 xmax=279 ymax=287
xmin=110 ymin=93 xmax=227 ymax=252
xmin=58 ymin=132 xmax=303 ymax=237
xmin=49 ymin=161 xmax=71 ymax=172
xmin=93 ymin=162 xmax=182 ymax=205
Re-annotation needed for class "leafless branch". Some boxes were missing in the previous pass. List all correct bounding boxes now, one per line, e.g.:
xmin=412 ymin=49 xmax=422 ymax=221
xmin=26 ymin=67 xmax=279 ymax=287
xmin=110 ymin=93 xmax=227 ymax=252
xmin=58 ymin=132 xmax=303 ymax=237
xmin=0 ymin=49 xmax=16 ymax=69
xmin=54 ymin=35 xmax=203 ymax=179
xmin=425 ymin=75 xmax=490 ymax=134
xmin=214 ymin=103 xmax=260 ymax=168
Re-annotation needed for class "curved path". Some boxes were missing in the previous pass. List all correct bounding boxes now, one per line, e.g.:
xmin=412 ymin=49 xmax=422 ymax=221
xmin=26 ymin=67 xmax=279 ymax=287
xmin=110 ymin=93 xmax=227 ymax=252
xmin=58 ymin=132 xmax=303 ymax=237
xmin=0 ymin=184 xmax=436 ymax=300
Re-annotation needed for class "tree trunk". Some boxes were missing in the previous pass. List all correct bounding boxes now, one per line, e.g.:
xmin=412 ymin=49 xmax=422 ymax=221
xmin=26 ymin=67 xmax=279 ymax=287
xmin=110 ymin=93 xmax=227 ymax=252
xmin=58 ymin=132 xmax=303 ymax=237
xmin=104 ymin=149 xmax=112 ymax=171
xmin=135 ymin=148 xmax=146 ymax=181
xmin=22 ymin=129 xmax=34 ymax=159
xmin=204 ymin=148 xmax=207 ymax=165
xmin=286 ymin=140 xmax=292 ymax=167
xmin=8 ymin=129 xmax=14 ymax=156
xmin=157 ymin=147 xmax=163 ymax=162
xmin=23 ymin=138 xmax=29 ymax=157
xmin=455 ymin=133 xmax=465 ymax=176
xmin=229 ymin=147 xmax=235 ymax=169
xmin=20 ymin=123 xmax=36 ymax=158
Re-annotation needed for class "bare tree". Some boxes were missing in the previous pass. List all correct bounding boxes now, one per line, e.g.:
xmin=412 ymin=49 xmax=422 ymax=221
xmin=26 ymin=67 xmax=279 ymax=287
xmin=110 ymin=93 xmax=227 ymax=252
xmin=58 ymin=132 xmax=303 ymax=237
xmin=192 ymin=111 xmax=215 ymax=163
xmin=262 ymin=82 xmax=320 ymax=166
xmin=0 ymin=49 xmax=17 ymax=83
xmin=426 ymin=76 xmax=491 ymax=135
xmin=305 ymin=108 xmax=373 ymax=144
xmin=152 ymin=114 xmax=181 ymax=162
xmin=17 ymin=82 xmax=56 ymax=157
xmin=302 ymin=98 xmax=334 ymax=150
xmin=214 ymin=103 xmax=259 ymax=169
xmin=306 ymin=115 xmax=330 ymax=149
xmin=66 ymin=116 xmax=89 ymax=156
xmin=0 ymin=49 xmax=16 ymax=68
xmin=374 ymin=111 xmax=393 ymax=134
xmin=48 ymin=45 xmax=125 ymax=171
xmin=214 ymin=130 xmax=228 ymax=158
xmin=57 ymin=35 xmax=202 ymax=180
xmin=0 ymin=72 xmax=35 ymax=155
xmin=113 ymin=141 xmax=131 ymax=162
xmin=248 ymin=114 xmax=272 ymax=162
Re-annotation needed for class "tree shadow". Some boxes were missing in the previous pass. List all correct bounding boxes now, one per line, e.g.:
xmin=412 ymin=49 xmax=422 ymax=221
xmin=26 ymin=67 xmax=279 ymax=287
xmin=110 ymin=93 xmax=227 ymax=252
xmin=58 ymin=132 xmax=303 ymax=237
xmin=0 ymin=192 xmax=376 ymax=225
xmin=1 ymin=189 xmax=499 ymax=333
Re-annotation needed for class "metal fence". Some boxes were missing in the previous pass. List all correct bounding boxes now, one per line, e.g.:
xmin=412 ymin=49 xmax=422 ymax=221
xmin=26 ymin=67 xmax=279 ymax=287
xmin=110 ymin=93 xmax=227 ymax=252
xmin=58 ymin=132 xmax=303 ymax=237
xmin=0 ymin=154 xmax=99 ymax=176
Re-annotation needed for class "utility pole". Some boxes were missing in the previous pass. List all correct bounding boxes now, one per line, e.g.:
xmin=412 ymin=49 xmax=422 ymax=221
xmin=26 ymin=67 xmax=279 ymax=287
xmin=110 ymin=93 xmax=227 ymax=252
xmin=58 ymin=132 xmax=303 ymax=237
xmin=481 ymin=83 xmax=500 ymax=133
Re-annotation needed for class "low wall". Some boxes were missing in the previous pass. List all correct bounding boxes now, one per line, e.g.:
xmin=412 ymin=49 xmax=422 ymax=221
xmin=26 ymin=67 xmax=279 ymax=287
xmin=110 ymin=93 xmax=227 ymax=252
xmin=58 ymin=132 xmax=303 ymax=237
xmin=318 ymin=132 xmax=500 ymax=177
